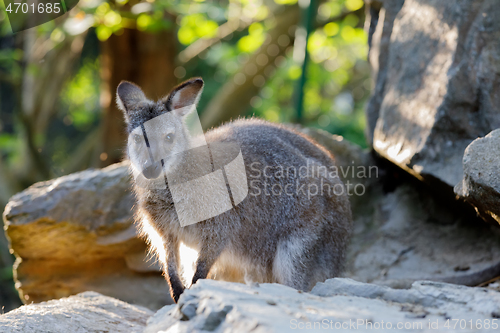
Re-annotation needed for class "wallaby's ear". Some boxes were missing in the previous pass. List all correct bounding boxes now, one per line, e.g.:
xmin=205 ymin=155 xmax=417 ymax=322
xmin=164 ymin=77 xmax=204 ymax=117
xmin=117 ymin=81 xmax=147 ymax=121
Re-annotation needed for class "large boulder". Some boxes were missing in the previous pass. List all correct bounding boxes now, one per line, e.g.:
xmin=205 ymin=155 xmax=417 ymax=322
xmin=2 ymin=162 xmax=171 ymax=310
xmin=145 ymin=278 xmax=500 ymax=333
xmin=366 ymin=0 xmax=500 ymax=187
xmin=364 ymin=0 xmax=405 ymax=143
xmin=455 ymin=129 xmax=500 ymax=224
xmin=0 ymin=291 xmax=153 ymax=333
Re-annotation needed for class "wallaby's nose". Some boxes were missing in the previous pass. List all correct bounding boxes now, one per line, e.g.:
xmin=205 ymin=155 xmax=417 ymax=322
xmin=142 ymin=161 xmax=163 ymax=179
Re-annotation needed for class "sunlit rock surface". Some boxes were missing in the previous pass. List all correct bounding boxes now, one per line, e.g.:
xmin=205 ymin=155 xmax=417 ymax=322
xmin=2 ymin=162 xmax=171 ymax=310
xmin=144 ymin=279 xmax=500 ymax=333
xmin=366 ymin=0 xmax=500 ymax=187
xmin=0 ymin=291 xmax=152 ymax=333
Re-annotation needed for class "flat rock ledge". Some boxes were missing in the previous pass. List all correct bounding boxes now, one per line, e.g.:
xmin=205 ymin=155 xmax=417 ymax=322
xmin=2 ymin=279 xmax=499 ymax=332
xmin=146 ymin=278 xmax=500 ymax=333
xmin=0 ymin=291 xmax=153 ymax=333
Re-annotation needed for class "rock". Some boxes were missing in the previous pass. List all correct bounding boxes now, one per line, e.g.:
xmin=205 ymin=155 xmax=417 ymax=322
xmin=2 ymin=162 xmax=171 ymax=310
xmin=0 ymin=291 xmax=153 ymax=333
xmin=364 ymin=0 xmax=406 ymax=145
xmin=455 ymin=129 xmax=500 ymax=225
xmin=144 ymin=278 xmax=500 ymax=333
xmin=346 ymin=181 xmax=500 ymax=288
xmin=3 ymin=279 xmax=499 ymax=333
xmin=366 ymin=0 xmax=500 ymax=187
xmin=359 ymin=0 xmax=500 ymax=288
xmin=312 ymin=278 xmax=500 ymax=313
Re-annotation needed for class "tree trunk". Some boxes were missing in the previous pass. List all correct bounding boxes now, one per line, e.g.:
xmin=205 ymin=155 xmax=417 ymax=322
xmin=18 ymin=29 xmax=86 ymax=185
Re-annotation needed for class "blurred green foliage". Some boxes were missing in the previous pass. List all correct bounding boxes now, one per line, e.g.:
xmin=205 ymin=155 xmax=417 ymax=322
xmin=61 ymin=59 xmax=101 ymax=131
xmin=0 ymin=0 xmax=370 ymax=177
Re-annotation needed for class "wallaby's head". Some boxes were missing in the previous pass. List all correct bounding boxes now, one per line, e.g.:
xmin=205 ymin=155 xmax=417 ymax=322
xmin=117 ymin=78 xmax=204 ymax=179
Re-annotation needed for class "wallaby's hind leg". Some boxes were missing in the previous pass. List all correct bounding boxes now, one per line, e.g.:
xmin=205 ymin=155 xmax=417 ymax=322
xmin=272 ymin=234 xmax=321 ymax=291
xmin=191 ymin=235 xmax=226 ymax=286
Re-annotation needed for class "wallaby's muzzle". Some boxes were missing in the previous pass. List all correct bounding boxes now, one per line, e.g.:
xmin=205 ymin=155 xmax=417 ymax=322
xmin=142 ymin=161 xmax=163 ymax=179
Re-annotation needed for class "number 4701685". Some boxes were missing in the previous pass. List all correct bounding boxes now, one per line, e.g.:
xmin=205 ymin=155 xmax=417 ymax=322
xmin=444 ymin=319 xmax=498 ymax=330
xmin=6 ymin=2 xmax=61 ymax=14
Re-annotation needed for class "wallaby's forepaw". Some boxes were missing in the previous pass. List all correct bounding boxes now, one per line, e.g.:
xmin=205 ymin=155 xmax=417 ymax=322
xmin=171 ymin=285 xmax=185 ymax=304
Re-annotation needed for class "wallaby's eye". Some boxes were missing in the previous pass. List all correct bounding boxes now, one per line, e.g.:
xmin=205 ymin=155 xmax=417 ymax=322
xmin=133 ymin=134 xmax=142 ymax=144
xmin=165 ymin=133 xmax=175 ymax=144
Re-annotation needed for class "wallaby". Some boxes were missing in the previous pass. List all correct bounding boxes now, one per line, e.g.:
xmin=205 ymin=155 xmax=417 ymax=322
xmin=117 ymin=77 xmax=352 ymax=303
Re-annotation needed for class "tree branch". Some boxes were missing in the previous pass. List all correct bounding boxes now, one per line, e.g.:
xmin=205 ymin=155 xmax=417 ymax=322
xmin=178 ymin=19 xmax=252 ymax=64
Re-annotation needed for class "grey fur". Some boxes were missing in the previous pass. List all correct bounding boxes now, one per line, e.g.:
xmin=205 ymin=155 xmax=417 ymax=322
xmin=117 ymin=78 xmax=353 ymax=303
